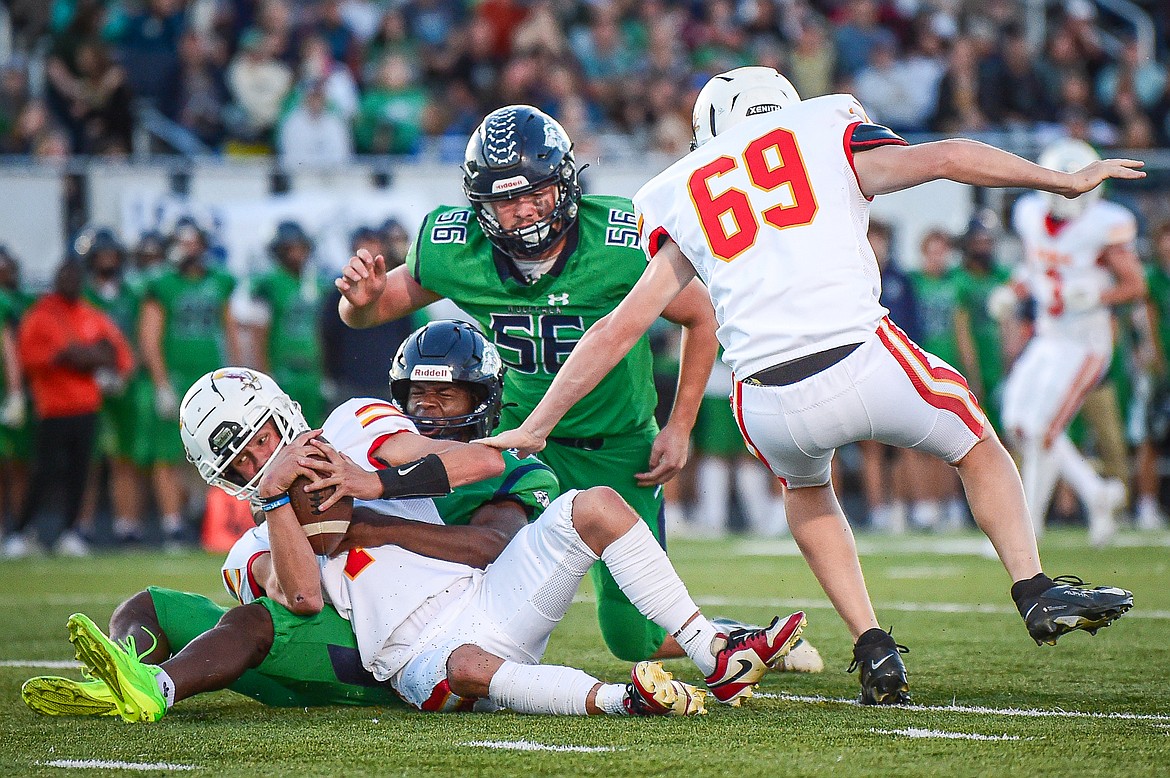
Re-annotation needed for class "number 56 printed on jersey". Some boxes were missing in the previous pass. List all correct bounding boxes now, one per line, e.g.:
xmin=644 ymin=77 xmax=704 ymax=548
xmin=687 ymin=127 xmax=819 ymax=262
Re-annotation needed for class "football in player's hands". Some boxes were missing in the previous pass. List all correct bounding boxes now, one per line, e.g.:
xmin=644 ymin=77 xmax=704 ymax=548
xmin=288 ymin=451 xmax=353 ymax=556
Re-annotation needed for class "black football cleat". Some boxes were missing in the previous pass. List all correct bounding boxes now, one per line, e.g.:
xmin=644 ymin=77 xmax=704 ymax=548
xmin=1018 ymin=575 xmax=1133 ymax=646
xmin=848 ymin=628 xmax=910 ymax=705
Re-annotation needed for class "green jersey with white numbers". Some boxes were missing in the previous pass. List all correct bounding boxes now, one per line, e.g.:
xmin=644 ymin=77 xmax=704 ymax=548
xmin=145 ymin=265 xmax=236 ymax=381
xmin=408 ymin=196 xmax=659 ymax=438
xmin=251 ymin=267 xmax=329 ymax=376
xmin=434 ymin=448 xmax=560 ymax=526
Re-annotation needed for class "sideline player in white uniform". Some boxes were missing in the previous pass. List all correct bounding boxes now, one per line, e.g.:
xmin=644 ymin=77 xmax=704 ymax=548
xmin=481 ymin=67 xmax=1138 ymax=705
xmin=66 ymin=367 xmax=807 ymax=719
xmin=998 ymin=139 xmax=1146 ymax=546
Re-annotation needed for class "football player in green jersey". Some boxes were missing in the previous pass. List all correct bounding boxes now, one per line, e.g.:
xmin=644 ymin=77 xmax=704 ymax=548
xmin=338 ymin=106 xmax=719 ymax=662
xmin=0 ymin=246 xmax=34 ymax=554
xmin=953 ymin=218 xmax=1011 ymax=432
xmin=140 ymin=219 xmax=239 ymax=544
xmin=76 ymin=228 xmax=155 ymax=544
xmin=250 ymin=221 xmax=330 ymax=426
xmin=905 ymin=229 xmax=964 ymax=530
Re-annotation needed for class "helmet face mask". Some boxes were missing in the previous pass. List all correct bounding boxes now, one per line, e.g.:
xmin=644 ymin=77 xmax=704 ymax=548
xmin=389 ymin=321 xmax=506 ymax=440
xmin=180 ymin=368 xmax=309 ymax=501
xmin=1038 ymin=138 xmax=1102 ymax=220
xmin=691 ymin=66 xmax=801 ymax=150
xmin=463 ymin=105 xmax=581 ymax=260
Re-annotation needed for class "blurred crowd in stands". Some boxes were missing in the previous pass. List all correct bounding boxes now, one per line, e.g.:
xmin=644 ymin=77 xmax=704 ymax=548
xmin=0 ymin=0 xmax=1168 ymax=162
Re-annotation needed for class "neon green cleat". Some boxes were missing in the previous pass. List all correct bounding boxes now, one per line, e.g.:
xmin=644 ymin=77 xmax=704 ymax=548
xmin=66 ymin=613 xmax=167 ymax=723
xmin=22 ymin=676 xmax=119 ymax=717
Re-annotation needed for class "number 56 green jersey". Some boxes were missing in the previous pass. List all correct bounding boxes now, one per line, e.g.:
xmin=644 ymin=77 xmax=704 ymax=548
xmin=408 ymin=195 xmax=659 ymax=438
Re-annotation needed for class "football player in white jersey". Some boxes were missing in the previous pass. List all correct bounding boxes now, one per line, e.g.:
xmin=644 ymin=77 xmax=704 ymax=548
xmin=998 ymin=138 xmax=1146 ymax=547
xmin=481 ymin=66 xmax=1139 ymax=705
xmin=60 ymin=365 xmax=807 ymax=720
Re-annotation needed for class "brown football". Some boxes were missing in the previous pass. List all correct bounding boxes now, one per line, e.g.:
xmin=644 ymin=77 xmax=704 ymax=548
xmin=288 ymin=453 xmax=353 ymax=556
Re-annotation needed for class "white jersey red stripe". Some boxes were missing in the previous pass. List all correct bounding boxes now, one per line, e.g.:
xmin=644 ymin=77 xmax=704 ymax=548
xmin=876 ymin=318 xmax=985 ymax=438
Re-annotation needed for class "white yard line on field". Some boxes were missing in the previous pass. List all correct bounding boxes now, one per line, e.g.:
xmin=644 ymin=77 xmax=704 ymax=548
xmin=461 ymin=740 xmax=619 ymax=753
xmin=0 ymin=659 xmax=81 ymax=669
xmin=871 ymin=728 xmax=1030 ymax=741
xmin=758 ymin=692 xmax=1170 ymax=721
xmin=568 ymin=594 xmax=1170 ymax=620
xmin=37 ymin=760 xmax=197 ymax=771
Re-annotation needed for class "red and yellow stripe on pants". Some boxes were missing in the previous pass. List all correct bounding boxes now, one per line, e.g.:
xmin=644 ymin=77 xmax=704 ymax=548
xmin=876 ymin=317 xmax=986 ymax=439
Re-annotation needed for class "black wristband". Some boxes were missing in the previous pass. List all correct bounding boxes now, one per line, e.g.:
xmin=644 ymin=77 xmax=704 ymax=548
xmin=377 ymin=453 xmax=451 ymax=498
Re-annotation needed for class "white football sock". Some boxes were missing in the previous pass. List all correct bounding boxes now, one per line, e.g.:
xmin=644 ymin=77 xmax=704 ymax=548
xmin=1052 ymin=433 xmax=1104 ymax=504
xmin=154 ymin=668 xmax=176 ymax=708
xmin=600 ymin=521 xmax=716 ymax=674
xmin=594 ymin=683 xmax=630 ymax=716
xmin=1020 ymin=439 xmax=1061 ymax=533
xmin=672 ymin=618 xmax=718 ymax=676
xmin=487 ymin=662 xmax=597 ymax=715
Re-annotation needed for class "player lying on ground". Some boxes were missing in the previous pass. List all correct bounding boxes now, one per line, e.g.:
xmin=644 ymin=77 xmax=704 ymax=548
xmin=21 ymin=324 xmax=558 ymax=716
xmin=29 ymin=361 xmax=806 ymax=721
xmin=479 ymin=66 xmax=1136 ymax=705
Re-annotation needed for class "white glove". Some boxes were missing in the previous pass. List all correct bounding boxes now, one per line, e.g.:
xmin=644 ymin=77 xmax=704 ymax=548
xmin=155 ymin=383 xmax=180 ymax=419
xmin=0 ymin=392 xmax=25 ymax=428
xmin=986 ymin=284 xmax=1019 ymax=323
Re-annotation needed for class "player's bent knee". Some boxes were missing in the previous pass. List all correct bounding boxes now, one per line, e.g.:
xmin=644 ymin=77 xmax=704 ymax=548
xmin=570 ymin=486 xmax=636 ymax=542
xmin=446 ymin=644 xmax=502 ymax=699
xmin=216 ymin=604 xmax=275 ymax=665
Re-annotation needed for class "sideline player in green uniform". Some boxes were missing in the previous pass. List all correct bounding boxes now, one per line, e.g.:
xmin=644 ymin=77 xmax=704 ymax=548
xmin=22 ymin=324 xmax=559 ymax=715
xmin=250 ymin=221 xmax=331 ymax=426
xmin=77 ymin=228 xmax=155 ymax=543
xmin=0 ymin=247 xmax=35 ymax=544
xmin=140 ymin=219 xmax=239 ymax=543
xmin=338 ymin=106 xmax=719 ymax=662
xmin=953 ymin=219 xmax=1011 ymax=431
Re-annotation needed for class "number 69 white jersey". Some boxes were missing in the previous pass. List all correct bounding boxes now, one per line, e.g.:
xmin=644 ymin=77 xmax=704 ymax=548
xmin=634 ymin=94 xmax=905 ymax=379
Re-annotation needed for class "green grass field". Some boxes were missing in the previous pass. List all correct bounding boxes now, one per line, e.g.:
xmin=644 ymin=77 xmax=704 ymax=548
xmin=2 ymin=528 xmax=1168 ymax=777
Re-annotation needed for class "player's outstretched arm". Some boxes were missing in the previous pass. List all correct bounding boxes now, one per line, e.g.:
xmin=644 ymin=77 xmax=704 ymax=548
xmin=478 ymin=242 xmax=698 ymax=457
xmin=336 ymin=251 xmax=440 ymax=328
xmin=639 ymin=278 xmax=719 ymax=486
xmin=853 ymin=139 xmax=1144 ymax=198
xmin=302 ymin=432 xmax=505 ymax=512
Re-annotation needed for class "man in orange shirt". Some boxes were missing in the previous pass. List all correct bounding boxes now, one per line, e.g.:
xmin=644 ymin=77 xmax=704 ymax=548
xmin=3 ymin=259 xmax=133 ymax=557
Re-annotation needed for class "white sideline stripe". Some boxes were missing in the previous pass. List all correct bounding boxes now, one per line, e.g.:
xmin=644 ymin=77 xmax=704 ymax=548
xmin=0 ymin=659 xmax=81 ymax=669
xmin=872 ymin=728 xmax=1028 ymax=741
xmin=461 ymin=740 xmax=618 ymax=753
xmin=37 ymin=760 xmax=197 ymax=771
xmin=758 ymin=692 xmax=1170 ymax=721
xmin=734 ymin=533 xmax=1170 ymax=557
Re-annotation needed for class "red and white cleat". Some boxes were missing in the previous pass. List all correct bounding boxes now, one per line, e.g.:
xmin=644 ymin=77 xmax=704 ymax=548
xmin=705 ymin=611 xmax=807 ymax=705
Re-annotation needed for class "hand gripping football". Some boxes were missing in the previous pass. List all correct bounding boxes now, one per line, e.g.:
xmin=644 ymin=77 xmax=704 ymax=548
xmin=288 ymin=452 xmax=353 ymax=556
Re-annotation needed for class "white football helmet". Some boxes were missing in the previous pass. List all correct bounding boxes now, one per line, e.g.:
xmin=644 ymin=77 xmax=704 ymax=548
xmin=179 ymin=368 xmax=309 ymax=500
xmin=691 ymin=66 xmax=801 ymax=150
xmin=1038 ymin=138 xmax=1101 ymax=220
